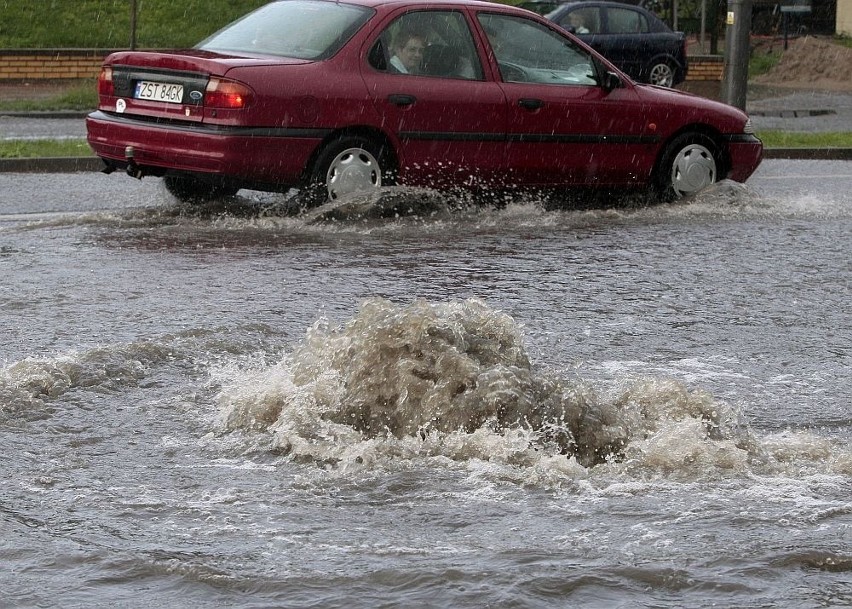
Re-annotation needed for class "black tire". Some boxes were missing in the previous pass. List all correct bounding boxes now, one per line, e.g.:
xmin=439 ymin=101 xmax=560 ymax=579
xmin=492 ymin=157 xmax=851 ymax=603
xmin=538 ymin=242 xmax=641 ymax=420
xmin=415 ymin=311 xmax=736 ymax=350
xmin=653 ymin=133 xmax=720 ymax=201
xmin=297 ymin=136 xmax=396 ymax=208
xmin=163 ymin=175 xmax=238 ymax=203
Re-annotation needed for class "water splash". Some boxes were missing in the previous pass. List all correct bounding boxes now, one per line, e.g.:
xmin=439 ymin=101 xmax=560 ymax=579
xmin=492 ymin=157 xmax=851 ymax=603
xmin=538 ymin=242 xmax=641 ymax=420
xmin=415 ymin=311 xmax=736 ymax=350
xmin=213 ymin=297 xmax=847 ymax=480
xmin=0 ymin=340 xmax=175 ymax=415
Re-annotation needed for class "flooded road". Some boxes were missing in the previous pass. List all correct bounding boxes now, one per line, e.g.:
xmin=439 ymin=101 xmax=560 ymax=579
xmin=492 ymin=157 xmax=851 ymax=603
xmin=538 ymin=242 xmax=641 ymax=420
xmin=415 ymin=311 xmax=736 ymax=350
xmin=2 ymin=162 xmax=851 ymax=608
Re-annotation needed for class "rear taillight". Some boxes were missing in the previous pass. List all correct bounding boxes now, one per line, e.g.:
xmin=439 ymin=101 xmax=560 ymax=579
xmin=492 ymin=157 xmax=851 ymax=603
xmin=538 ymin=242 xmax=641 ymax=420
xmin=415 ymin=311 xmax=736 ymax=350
xmin=205 ymin=78 xmax=253 ymax=109
xmin=98 ymin=66 xmax=114 ymax=97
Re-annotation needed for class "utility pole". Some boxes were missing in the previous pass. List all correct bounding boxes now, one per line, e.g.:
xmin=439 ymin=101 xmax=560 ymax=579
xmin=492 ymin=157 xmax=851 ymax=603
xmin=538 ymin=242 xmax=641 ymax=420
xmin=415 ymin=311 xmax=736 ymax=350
xmin=721 ymin=0 xmax=753 ymax=110
xmin=130 ymin=0 xmax=138 ymax=50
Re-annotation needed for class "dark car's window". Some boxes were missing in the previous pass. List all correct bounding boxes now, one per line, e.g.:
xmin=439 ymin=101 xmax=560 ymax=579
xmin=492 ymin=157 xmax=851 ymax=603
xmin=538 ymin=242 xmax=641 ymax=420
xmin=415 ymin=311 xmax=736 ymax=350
xmin=477 ymin=13 xmax=597 ymax=86
xmin=553 ymin=7 xmax=601 ymax=34
xmin=197 ymin=0 xmax=373 ymax=60
xmin=517 ymin=1 xmax=562 ymax=15
xmin=369 ymin=10 xmax=484 ymax=80
xmin=605 ymin=7 xmax=649 ymax=34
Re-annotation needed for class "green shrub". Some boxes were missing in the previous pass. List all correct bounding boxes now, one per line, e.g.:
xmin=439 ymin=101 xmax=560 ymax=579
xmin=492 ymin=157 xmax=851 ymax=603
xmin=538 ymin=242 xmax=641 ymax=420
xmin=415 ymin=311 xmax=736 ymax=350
xmin=749 ymin=49 xmax=782 ymax=78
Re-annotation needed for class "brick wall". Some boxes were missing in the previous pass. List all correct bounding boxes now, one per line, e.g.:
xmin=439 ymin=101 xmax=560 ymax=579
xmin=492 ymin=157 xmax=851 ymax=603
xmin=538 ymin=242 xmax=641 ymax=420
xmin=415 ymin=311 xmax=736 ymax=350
xmin=0 ymin=48 xmax=726 ymax=83
xmin=0 ymin=49 xmax=110 ymax=81
xmin=687 ymin=56 xmax=724 ymax=81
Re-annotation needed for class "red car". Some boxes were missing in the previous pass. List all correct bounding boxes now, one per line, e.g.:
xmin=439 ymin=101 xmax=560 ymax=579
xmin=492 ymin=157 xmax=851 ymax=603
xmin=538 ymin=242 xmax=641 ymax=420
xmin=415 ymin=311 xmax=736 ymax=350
xmin=86 ymin=0 xmax=762 ymax=204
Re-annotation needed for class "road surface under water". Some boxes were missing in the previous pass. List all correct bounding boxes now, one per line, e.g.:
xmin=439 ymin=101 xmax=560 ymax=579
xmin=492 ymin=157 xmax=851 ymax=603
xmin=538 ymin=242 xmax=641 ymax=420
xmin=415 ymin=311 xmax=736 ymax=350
xmin=1 ymin=162 xmax=850 ymax=608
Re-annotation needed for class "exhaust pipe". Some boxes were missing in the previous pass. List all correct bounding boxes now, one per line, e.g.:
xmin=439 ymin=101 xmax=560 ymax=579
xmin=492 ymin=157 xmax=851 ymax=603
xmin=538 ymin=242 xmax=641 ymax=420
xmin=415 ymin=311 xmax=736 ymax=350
xmin=125 ymin=146 xmax=144 ymax=179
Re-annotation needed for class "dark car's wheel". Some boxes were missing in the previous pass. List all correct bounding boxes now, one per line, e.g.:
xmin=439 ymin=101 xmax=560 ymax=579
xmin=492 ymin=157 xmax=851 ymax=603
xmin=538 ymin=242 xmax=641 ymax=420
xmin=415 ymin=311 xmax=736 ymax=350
xmin=654 ymin=133 xmax=720 ymax=200
xmin=648 ymin=61 xmax=676 ymax=87
xmin=298 ymin=136 xmax=396 ymax=208
xmin=163 ymin=175 xmax=238 ymax=203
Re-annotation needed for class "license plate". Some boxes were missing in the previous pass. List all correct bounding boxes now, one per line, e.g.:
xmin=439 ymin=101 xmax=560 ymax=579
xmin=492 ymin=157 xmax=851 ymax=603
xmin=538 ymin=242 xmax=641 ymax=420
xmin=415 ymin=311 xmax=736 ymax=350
xmin=134 ymin=80 xmax=184 ymax=104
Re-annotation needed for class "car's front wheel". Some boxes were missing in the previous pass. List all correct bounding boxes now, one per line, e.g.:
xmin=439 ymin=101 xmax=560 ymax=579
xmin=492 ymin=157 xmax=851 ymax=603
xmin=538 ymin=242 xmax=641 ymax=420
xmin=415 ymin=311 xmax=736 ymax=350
xmin=163 ymin=175 xmax=238 ymax=203
xmin=647 ymin=61 xmax=676 ymax=87
xmin=654 ymin=133 xmax=720 ymax=200
xmin=299 ymin=136 xmax=396 ymax=207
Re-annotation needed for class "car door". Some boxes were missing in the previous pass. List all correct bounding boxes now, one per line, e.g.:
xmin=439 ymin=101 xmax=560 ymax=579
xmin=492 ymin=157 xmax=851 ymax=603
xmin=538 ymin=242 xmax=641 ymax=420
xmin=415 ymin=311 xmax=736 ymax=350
xmin=475 ymin=11 xmax=656 ymax=186
xmin=362 ymin=8 xmax=509 ymax=189
xmin=596 ymin=6 xmax=653 ymax=80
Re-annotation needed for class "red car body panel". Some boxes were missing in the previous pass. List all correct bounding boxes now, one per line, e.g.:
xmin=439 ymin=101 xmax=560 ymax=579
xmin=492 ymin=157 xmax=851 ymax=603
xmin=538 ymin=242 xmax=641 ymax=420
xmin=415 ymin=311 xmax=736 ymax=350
xmin=86 ymin=0 xmax=762 ymax=195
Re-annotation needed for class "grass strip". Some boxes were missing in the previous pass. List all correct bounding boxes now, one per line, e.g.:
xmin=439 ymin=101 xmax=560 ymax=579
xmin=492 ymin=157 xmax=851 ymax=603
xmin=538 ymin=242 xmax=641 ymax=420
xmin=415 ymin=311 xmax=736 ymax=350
xmin=0 ymin=139 xmax=95 ymax=159
xmin=757 ymin=131 xmax=852 ymax=148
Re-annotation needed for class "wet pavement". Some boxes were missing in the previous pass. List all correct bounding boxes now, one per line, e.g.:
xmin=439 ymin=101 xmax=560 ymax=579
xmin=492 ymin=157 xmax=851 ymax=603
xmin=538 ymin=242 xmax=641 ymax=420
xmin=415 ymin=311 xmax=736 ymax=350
xmin=747 ymin=88 xmax=852 ymax=133
xmin=0 ymin=114 xmax=87 ymax=140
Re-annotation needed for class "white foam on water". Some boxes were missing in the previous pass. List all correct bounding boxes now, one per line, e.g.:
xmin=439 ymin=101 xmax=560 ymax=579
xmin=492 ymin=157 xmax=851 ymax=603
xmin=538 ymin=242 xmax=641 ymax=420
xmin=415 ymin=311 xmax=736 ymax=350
xmin=0 ymin=340 xmax=176 ymax=414
xmin=214 ymin=298 xmax=851 ymax=484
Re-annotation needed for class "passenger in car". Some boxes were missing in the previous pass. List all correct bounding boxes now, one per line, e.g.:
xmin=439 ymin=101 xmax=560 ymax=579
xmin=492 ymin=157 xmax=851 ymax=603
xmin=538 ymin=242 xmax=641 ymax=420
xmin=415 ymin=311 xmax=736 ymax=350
xmin=568 ymin=13 xmax=590 ymax=34
xmin=389 ymin=29 xmax=426 ymax=74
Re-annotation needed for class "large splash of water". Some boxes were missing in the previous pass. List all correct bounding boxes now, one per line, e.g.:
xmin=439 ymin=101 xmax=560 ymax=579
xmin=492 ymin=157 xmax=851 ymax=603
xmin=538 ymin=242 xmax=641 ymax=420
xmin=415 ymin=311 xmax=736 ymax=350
xmin=213 ymin=297 xmax=852 ymax=480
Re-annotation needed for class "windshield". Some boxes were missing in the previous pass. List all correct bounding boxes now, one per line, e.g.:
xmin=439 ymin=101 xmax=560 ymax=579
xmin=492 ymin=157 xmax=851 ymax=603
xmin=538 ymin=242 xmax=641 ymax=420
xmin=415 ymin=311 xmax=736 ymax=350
xmin=197 ymin=0 xmax=374 ymax=60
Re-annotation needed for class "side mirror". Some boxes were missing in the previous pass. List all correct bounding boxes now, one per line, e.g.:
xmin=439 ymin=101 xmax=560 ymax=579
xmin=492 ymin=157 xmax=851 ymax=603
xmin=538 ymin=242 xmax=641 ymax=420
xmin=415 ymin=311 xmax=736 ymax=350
xmin=602 ymin=71 xmax=622 ymax=92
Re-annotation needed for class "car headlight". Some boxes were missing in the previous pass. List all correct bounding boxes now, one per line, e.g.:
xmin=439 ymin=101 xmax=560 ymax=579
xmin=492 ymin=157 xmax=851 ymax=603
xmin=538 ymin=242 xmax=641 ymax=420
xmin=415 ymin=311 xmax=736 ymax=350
xmin=743 ymin=118 xmax=755 ymax=135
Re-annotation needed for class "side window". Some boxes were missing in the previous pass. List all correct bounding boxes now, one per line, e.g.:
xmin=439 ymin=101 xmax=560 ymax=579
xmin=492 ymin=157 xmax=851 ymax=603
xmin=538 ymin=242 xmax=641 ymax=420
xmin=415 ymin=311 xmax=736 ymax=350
xmin=606 ymin=8 xmax=649 ymax=34
xmin=557 ymin=8 xmax=601 ymax=34
xmin=477 ymin=13 xmax=598 ymax=86
xmin=368 ymin=10 xmax=483 ymax=80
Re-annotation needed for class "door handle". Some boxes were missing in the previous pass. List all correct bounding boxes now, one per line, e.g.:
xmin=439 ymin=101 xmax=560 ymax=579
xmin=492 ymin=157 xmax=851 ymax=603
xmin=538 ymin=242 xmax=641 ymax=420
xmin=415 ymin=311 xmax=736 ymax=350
xmin=518 ymin=98 xmax=544 ymax=111
xmin=388 ymin=94 xmax=416 ymax=107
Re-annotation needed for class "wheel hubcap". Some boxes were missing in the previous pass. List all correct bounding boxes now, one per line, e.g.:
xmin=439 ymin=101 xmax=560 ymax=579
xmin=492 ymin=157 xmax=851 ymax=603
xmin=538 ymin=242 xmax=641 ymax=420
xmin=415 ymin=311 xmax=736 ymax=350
xmin=671 ymin=144 xmax=716 ymax=196
xmin=326 ymin=147 xmax=382 ymax=200
xmin=650 ymin=63 xmax=674 ymax=87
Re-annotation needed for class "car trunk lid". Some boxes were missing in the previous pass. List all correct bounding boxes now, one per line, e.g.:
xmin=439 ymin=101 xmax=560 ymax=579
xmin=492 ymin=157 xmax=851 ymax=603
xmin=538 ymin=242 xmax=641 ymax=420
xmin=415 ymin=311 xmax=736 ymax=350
xmin=101 ymin=50 xmax=308 ymax=123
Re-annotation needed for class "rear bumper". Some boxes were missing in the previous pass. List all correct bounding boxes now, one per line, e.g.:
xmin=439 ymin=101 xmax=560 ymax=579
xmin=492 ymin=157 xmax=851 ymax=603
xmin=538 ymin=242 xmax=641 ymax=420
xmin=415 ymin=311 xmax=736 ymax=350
xmin=85 ymin=111 xmax=328 ymax=185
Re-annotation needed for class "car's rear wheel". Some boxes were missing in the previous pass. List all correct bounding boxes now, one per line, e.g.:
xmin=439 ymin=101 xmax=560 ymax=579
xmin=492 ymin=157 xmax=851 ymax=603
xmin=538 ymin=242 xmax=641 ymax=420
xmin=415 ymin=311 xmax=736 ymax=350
xmin=648 ymin=61 xmax=676 ymax=87
xmin=654 ymin=133 xmax=720 ymax=200
xmin=298 ymin=136 xmax=396 ymax=208
xmin=163 ymin=175 xmax=238 ymax=203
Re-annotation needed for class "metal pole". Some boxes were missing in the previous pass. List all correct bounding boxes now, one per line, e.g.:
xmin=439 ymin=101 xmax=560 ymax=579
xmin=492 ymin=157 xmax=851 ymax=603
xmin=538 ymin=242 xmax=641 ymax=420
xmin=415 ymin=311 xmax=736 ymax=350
xmin=700 ymin=0 xmax=707 ymax=53
xmin=722 ymin=0 xmax=753 ymax=110
xmin=130 ymin=0 xmax=138 ymax=50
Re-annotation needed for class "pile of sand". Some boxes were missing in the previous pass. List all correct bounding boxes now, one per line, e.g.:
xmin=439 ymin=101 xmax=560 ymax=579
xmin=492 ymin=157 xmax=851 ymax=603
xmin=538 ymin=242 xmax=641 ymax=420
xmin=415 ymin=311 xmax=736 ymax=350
xmin=752 ymin=36 xmax=852 ymax=91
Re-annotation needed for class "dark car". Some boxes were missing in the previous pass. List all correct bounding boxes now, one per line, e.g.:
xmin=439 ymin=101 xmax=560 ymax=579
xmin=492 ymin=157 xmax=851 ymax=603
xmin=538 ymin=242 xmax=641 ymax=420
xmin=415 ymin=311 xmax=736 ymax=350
xmin=543 ymin=1 xmax=687 ymax=87
xmin=86 ymin=0 xmax=760 ymax=205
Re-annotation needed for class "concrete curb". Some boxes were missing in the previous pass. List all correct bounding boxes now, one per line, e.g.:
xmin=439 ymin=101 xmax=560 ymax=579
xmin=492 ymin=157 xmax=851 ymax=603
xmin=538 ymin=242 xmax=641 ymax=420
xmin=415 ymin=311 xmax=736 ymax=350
xmin=1 ymin=151 xmax=849 ymax=175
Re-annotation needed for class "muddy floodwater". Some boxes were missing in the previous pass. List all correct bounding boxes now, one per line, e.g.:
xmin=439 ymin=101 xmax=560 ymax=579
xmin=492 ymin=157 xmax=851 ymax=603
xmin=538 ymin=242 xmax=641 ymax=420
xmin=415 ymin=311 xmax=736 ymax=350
xmin=1 ymin=161 xmax=850 ymax=608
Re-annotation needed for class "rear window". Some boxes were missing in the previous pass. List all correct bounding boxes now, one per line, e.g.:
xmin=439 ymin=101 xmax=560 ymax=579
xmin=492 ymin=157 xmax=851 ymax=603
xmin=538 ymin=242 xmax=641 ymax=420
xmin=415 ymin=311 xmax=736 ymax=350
xmin=197 ymin=0 xmax=373 ymax=60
